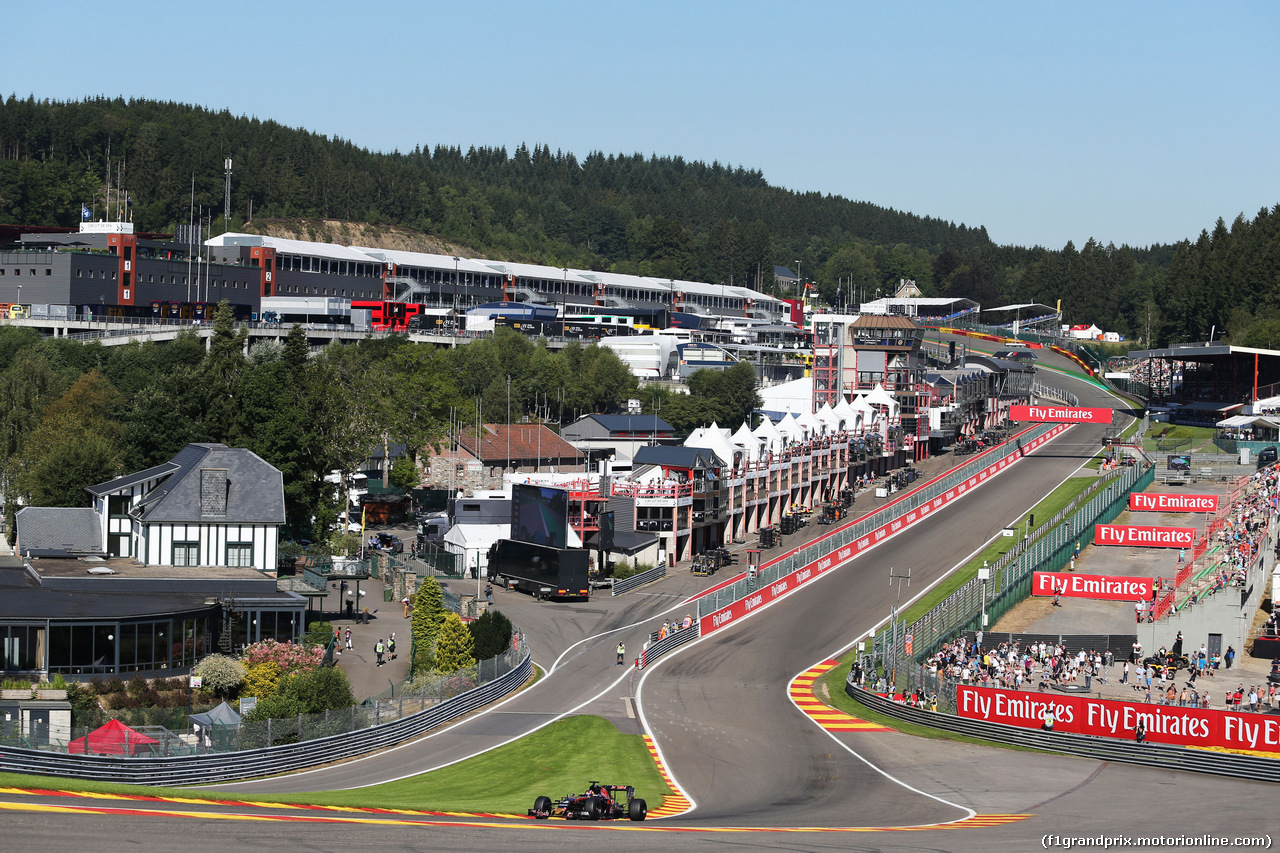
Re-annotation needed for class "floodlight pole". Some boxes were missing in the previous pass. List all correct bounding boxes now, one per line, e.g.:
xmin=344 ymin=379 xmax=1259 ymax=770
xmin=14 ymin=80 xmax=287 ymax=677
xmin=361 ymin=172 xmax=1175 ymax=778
xmin=888 ymin=566 xmax=912 ymax=689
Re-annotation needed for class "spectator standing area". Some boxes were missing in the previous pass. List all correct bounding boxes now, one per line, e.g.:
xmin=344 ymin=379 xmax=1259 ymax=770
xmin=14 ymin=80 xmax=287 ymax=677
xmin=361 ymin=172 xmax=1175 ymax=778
xmin=986 ymin=464 xmax=1278 ymax=702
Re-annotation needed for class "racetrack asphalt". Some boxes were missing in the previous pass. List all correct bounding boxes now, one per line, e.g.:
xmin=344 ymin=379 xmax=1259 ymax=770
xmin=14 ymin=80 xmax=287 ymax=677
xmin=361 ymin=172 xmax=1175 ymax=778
xmin=3 ymin=336 xmax=1275 ymax=851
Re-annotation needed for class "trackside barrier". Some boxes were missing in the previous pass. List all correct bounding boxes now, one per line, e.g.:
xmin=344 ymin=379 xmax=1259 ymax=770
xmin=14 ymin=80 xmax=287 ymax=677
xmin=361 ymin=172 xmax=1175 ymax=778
xmin=879 ymin=460 xmax=1153 ymax=666
xmin=638 ymin=625 xmax=700 ymax=669
xmin=0 ymin=650 xmax=532 ymax=786
xmin=612 ymin=563 xmax=667 ymax=596
xmin=846 ymin=683 xmax=1280 ymax=783
xmin=696 ymin=423 xmax=1069 ymax=635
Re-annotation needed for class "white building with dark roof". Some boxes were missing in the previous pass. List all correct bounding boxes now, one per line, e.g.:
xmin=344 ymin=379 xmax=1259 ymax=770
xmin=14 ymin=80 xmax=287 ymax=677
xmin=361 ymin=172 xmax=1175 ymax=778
xmin=74 ymin=443 xmax=285 ymax=569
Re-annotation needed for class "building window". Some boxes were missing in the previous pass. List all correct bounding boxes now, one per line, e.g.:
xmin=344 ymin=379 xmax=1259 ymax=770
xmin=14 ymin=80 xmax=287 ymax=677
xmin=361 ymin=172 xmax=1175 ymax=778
xmin=172 ymin=541 xmax=200 ymax=567
xmin=226 ymin=543 xmax=253 ymax=567
xmin=45 ymin=268 xmax=51 ymax=276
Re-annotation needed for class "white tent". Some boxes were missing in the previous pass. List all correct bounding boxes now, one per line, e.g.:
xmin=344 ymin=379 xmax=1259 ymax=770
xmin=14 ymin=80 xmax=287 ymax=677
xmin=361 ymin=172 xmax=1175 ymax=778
xmin=815 ymin=402 xmax=842 ymax=434
xmin=776 ymin=411 xmax=804 ymax=444
xmin=795 ymin=408 xmax=823 ymax=439
xmin=686 ymin=422 xmax=743 ymax=470
xmin=862 ymin=384 xmax=900 ymax=419
xmin=753 ymin=417 xmax=787 ymax=454
xmin=832 ymin=397 xmax=863 ymax=432
xmin=732 ymin=422 xmax=764 ymax=461
xmin=443 ymin=523 xmax=508 ymax=578
xmin=758 ymin=376 xmax=814 ymax=416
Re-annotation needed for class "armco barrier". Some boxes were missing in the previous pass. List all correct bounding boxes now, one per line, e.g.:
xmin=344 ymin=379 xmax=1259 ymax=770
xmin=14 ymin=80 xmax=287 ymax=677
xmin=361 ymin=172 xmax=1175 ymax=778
xmin=612 ymin=563 xmax=667 ymax=596
xmin=638 ymin=624 xmax=699 ymax=668
xmin=697 ymin=423 xmax=1070 ymax=636
xmin=846 ymin=681 xmax=1280 ymax=782
xmin=0 ymin=650 xmax=532 ymax=786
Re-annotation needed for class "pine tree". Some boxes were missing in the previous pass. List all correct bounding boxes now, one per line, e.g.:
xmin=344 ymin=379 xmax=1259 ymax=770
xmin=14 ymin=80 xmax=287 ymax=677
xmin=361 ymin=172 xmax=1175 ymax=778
xmin=467 ymin=609 xmax=513 ymax=660
xmin=434 ymin=613 xmax=476 ymax=674
xmin=411 ymin=576 xmax=447 ymax=670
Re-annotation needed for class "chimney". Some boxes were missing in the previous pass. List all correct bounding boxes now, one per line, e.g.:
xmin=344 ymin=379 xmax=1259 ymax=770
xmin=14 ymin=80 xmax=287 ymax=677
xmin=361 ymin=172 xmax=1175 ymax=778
xmin=200 ymin=468 xmax=229 ymax=517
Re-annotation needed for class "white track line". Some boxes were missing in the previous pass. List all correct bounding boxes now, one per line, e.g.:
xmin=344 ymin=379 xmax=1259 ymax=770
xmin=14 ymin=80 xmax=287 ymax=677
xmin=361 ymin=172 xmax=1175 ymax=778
xmin=633 ymin=401 xmax=1121 ymax=821
xmin=213 ymin=608 xmax=691 ymax=789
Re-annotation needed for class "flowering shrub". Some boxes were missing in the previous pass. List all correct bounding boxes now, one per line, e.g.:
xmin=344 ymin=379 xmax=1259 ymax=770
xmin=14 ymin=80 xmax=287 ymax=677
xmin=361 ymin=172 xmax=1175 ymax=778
xmin=243 ymin=661 xmax=284 ymax=700
xmin=192 ymin=653 xmax=246 ymax=697
xmin=242 ymin=639 xmax=324 ymax=675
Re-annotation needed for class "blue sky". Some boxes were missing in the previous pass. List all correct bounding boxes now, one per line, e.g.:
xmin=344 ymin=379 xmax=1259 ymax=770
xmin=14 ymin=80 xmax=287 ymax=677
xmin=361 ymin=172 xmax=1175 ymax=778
xmin=4 ymin=2 xmax=1276 ymax=249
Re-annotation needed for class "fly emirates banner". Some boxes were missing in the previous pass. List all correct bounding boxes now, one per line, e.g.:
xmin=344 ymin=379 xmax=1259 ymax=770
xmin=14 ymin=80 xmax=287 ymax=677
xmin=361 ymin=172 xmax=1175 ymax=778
xmin=1128 ymin=492 xmax=1219 ymax=512
xmin=1009 ymin=405 xmax=1113 ymax=424
xmin=1094 ymin=523 xmax=1196 ymax=548
xmin=957 ymin=685 xmax=1280 ymax=754
xmin=1032 ymin=571 xmax=1152 ymax=601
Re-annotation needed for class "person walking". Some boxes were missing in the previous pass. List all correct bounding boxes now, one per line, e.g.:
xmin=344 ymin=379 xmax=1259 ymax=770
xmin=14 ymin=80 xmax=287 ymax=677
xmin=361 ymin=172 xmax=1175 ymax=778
xmin=485 ymin=583 xmax=493 ymax=605
xmin=616 ymin=641 xmax=625 ymax=666
xmin=375 ymin=638 xmax=385 ymax=666
xmin=388 ymin=633 xmax=397 ymax=661
xmin=345 ymin=627 xmax=353 ymax=650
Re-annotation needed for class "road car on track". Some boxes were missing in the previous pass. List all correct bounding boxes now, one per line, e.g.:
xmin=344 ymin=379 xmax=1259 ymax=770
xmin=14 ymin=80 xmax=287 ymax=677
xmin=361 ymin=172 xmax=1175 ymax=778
xmin=528 ymin=782 xmax=647 ymax=821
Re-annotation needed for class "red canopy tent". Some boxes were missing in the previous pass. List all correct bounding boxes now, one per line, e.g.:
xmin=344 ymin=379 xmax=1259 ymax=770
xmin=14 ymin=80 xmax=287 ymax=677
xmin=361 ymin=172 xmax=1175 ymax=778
xmin=67 ymin=718 xmax=160 ymax=756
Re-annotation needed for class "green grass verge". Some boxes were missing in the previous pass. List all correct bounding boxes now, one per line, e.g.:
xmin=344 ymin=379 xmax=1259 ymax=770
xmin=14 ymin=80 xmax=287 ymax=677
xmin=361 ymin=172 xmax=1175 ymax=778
xmin=885 ymin=474 xmax=1098 ymax=631
xmin=814 ymin=666 xmax=1034 ymax=753
xmin=0 ymin=715 xmax=671 ymax=813
xmin=1142 ymin=424 xmax=1218 ymax=454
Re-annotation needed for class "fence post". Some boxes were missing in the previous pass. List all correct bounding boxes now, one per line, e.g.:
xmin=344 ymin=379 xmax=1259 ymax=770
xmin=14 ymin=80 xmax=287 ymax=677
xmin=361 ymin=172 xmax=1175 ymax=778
xmin=267 ymin=718 xmax=273 ymax=747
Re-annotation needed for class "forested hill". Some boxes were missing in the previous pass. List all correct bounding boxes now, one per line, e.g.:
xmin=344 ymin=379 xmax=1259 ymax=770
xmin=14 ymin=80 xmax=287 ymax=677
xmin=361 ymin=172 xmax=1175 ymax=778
xmin=0 ymin=96 xmax=987 ymax=284
xmin=1 ymin=95 xmax=1278 ymax=346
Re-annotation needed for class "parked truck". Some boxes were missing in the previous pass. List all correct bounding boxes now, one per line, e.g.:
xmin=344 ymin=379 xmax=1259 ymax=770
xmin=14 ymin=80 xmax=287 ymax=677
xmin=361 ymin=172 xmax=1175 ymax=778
xmin=487 ymin=539 xmax=590 ymax=600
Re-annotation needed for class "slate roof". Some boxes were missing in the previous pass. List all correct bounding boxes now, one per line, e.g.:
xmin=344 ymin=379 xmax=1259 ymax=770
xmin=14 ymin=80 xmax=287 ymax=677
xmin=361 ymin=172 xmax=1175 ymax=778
xmin=632 ymin=445 xmax=724 ymax=470
xmin=85 ymin=461 xmax=179 ymax=497
xmin=14 ymin=507 xmax=102 ymax=555
xmin=585 ymin=414 xmax=674 ymax=434
xmin=91 ymin=443 xmax=285 ymax=525
xmin=458 ymin=424 xmax=584 ymax=464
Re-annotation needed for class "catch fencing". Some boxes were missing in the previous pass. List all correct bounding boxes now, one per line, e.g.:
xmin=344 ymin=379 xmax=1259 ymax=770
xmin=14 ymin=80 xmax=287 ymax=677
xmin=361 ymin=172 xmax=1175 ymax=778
xmin=0 ymin=641 xmax=531 ymax=786
xmin=875 ymin=460 xmax=1154 ymax=684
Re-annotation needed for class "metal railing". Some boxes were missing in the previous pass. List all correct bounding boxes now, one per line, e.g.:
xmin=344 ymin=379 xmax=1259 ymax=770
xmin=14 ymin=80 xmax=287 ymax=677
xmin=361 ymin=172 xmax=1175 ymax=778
xmin=638 ymin=625 xmax=699 ymax=669
xmin=1032 ymin=380 xmax=1079 ymax=406
xmin=612 ymin=564 xmax=667 ymax=596
xmin=876 ymin=461 xmax=1153 ymax=672
xmin=0 ymin=644 xmax=532 ymax=786
xmin=696 ymin=423 xmax=1059 ymax=621
xmin=847 ymin=684 xmax=1280 ymax=783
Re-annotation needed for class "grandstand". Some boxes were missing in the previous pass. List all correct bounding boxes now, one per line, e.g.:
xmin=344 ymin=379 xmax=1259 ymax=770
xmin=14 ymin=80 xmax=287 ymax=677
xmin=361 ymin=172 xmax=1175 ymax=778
xmin=1125 ymin=342 xmax=1280 ymax=423
xmin=980 ymin=302 xmax=1061 ymax=334
xmin=855 ymin=296 xmax=979 ymax=324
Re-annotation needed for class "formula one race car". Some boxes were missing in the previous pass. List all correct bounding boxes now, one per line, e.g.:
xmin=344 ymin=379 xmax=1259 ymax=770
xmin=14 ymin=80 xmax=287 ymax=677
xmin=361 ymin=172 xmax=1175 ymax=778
xmin=528 ymin=781 xmax=647 ymax=821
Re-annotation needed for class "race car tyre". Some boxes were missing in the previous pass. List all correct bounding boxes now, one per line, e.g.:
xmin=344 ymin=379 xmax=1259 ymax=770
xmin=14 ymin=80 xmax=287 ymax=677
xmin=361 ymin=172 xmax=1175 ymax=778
xmin=533 ymin=796 xmax=552 ymax=817
xmin=628 ymin=798 xmax=647 ymax=821
xmin=581 ymin=798 xmax=601 ymax=821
